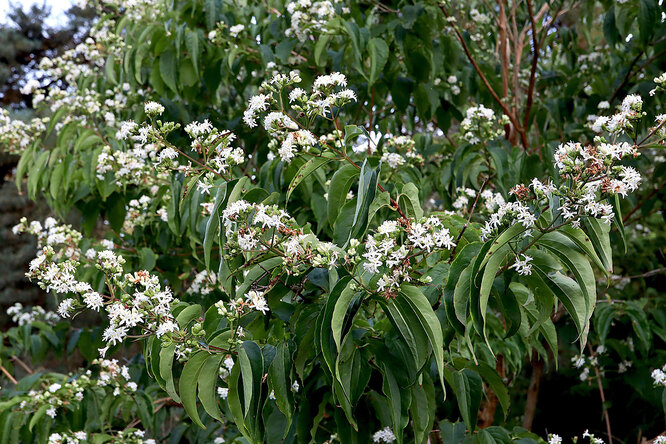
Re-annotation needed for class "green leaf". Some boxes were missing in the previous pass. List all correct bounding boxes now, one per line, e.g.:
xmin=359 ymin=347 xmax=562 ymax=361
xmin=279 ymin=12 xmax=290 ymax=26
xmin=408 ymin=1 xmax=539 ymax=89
xmin=319 ymin=276 xmax=353 ymax=376
xmin=445 ymin=368 xmax=483 ymax=432
xmin=638 ymin=0 xmax=657 ymax=46
xmin=159 ymin=50 xmax=178 ymax=93
xmin=531 ymin=252 xmax=588 ymax=347
xmin=286 ymin=152 xmax=336 ymax=202
xmin=344 ymin=125 xmax=364 ymax=150
xmin=198 ymin=354 xmax=224 ymax=421
xmin=204 ymin=182 xmax=228 ymax=269
xmin=186 ymin=30 xmax=201 ymax=77
xmin=176 ymin=304 xmax=202 ymax=328
xmin=401 ymin=285 xmax=447 ymax=395
xmin=397 ymin=183 xmax=423 ymax=220
xmin=559 ymin=225 xmax=608 ymax=276
xmin=331 ymin=283 xmax=357 ymax=352
xmin=540 ymin=231 xmax=596 ymax=327
xmin=348 ymin=159 xmax=379 ymax=245
xmin=179 ymin=351 xmax=210 ymax=429
xmin=314 ymin=34 xmax=330 ymax=66
xmin=328 ymin=164 xmax=360 ymax=226
xmin=367 ymin=38 xmax=389 ymax=85
xmin=159 ymin=343 xmax=181 ymax=402
xmin=476 ymin=245 xmax=511 ymax=344
xmin=582 ymin=218 xmax=613 ymax=274
xmin=445 ymin=243 xmax=483 ymax=335
xmin=268 ymin=343 xmax=294 ymax=433
xmin=205 ymin=0 xmax=218 ymax=29
xmin=238 ymin=341 xmax=264 ymax=440
xmin=379 ymin=360 xmax=410 ymax=444
xmin=138 ymin=247 xmax=157 ymax=271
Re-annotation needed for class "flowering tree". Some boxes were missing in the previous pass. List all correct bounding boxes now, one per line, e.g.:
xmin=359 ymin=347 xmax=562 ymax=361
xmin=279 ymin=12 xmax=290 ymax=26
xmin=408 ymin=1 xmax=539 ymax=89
xmin=1 ymin=0 xmax=666 ymax=443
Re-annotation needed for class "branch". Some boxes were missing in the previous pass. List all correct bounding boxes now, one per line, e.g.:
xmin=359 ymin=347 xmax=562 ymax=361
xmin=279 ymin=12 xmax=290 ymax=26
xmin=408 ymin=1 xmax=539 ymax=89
xmin=440 ymin=5 xmax=529 ymax=149
xmin=589 ymin=344 xmax=614 ymax=444
xmin=523 ymin=0 xmax=539 ymax=133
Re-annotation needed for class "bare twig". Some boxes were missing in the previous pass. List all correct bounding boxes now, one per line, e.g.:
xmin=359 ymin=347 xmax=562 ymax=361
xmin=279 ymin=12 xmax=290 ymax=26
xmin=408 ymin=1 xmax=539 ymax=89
xmin=589 ymin=344 xmax=614 ymax=444
xmin=0 ymin=365 xmax=18 ymax=385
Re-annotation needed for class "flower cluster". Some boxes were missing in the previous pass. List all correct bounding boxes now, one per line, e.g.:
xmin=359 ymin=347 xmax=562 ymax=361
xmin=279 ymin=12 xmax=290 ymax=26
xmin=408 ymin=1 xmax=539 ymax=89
xmin=244 ymin=71 xmax=356 ymax=162
xmin=284 ymin=0 xmax=348 ymax=42
xmin=359 ymin=217 xmax=455 ymax=296
xmin=379 ymin=135 xmax=423 ymax=169
xmin=651 ymin=363 xmax=666 ymax=386
xmin=13 ymin=217 xmax=82 ymax=260
xmin=222 ymin=199 xmax=341 ymax=275
xmin=17 ymin=359 xmax=137 ymax=422
xmin=7 ymin=303 xmax=60 ymax=326
xmin=48 ymin=429 xmax=155 ymax=444
xmin=372 ymin=427 xmax=396 ymax=443
xmin=0 ymin=109 xmax=48 ymax=154
xmin=480 ymin=200 xmax=537 ymax=240
xmin=459 ymin=104 xmax=509 ymax=145
xmin=590 ymin=94 xmax=645 ymax=135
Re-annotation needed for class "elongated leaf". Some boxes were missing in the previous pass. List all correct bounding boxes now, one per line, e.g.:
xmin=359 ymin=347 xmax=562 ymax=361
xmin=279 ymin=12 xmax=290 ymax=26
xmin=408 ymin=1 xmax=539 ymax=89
xmin=198 ymin=354 xmax=225 ymax=421
xmin=176 ymin=304 xmax=202 ymax=328
xmin=268 ymin=343 xmax=294 ymax=433
xmin=532 ymin=255 xmax=588 ymax=347
xmin=476 ymin=245 xmax=511 ymax=343
xmin=540 ymin=231 xmax=596 ymax=323
xmin=445 ymin=243 xmax=482 ymax=335
xmin=159 ymin=343 xmax=181 ymax=402
xmin=238 ymin=341 xmax=264 ymax=440
xmin=559 ymin=226 xmax=608 ymax=276
xmin=204 ymin=182 xmax=228 ymax=268
xmin=331 ymin=284 xmax=358 ymax=352
xmin=286 ymin=152 xmax=336 ymax=202
xmin=159 ymin=50 xmax=178 ymax=93
xmin=582 ymin=218 xmax=613 ymax=274
xmin=179 ymin=351 xmax=210 ymax=429
xmin=320 ymin=276 xmax=353 ymax=376
xmin=367 ymin=37 xmax=389 ymax=85
xmin=445 ymin=368 xmax=483 ymax=433
xmin=328 ymin=164 xmax=360 ymax=225
xmin=186 ymin=30 xmax=201 ymax=77
xmin=401 ymin=285 xmax=446 ymax=395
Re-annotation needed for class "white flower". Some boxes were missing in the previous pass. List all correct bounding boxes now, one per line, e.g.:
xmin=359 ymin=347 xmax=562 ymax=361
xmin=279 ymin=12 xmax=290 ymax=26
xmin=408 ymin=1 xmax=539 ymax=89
xmin=46 ymin=407 xmax=57 ymax=418
xmin=510 ymin=254 xmax=533 ymax=276
xmin=373 ymin=426 xmax=396 ymax=443
xmin=144 ymin=101 xmax=165 ymax=116
xmin=57 ymin=298 xmax=76 ymax=317
xmin=83 ymin=291 xmax=104 ymax=311
xmin=548 ymin=434 xmax=562 ymax=444
xmin=217 ymin=387 xmax=229 ymax=399
xmin=229 ymin=24 xmax=245 ymax=37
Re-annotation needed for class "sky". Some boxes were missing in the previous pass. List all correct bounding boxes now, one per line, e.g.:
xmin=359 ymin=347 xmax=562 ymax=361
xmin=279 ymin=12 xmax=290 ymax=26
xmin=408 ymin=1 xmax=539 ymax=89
xmin=0 ymin=0 xmax=74 ymax=26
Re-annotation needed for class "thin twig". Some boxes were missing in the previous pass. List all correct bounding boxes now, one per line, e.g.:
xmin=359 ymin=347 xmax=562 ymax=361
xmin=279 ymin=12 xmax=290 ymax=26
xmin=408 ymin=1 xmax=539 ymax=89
xmin=589 ymin=344 xmax=613 ymax=444
xmin=440 ymin=4 xmax=529 ymax=149
xmin=523 ymin=0 xmax=539 ymax=134
xmin=0 ymin=365 xmax=18 ymax=385
xmin=622 ymin=178 xmax=666 ymax=223
xmin=448 ymin=176 xmax=492 ymax=263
